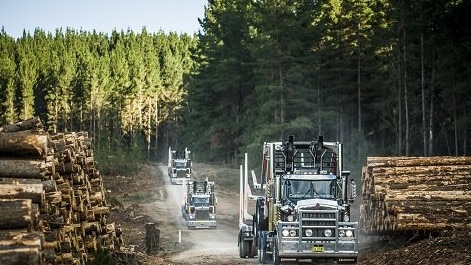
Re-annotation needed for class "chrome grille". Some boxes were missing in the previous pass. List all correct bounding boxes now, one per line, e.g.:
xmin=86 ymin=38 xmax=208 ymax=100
xmin=176 ymin=170 xmax=187 ymax=177
xmin=302 ymin=212 xmax=336 ymax=219
xmin=300 ymin=210 xmax=337 ymax=240
xmin=195 ymin=208 xmax=209 ymax=220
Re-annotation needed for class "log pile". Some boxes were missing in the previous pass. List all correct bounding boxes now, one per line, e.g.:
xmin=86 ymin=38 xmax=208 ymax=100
xmin=360 ymin=156 xmax=471 ymax=235
xmin=0 ymin=117 xmax=123 ymax=265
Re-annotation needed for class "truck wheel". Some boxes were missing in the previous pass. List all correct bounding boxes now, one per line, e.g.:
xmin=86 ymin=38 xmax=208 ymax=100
xmin=257 ymin=245 xmax=263 ymax=263
xmin=248 ymin=240 xmax=256 ymax=258
xmin=238 ymin=237 xmax=245 ymax=258
xmin=272 ymin=240 xmax=281 ymax=265
xmin=258 ymin=245 xmax=270 ymax=264
xmin=244 ymin=241 xmax=251 ymax=257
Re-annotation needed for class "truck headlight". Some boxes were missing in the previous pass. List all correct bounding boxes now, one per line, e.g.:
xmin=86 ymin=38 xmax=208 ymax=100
xmin=339 ymin=230 xmax=346 ymax=237
xmin=287 ymin=214 xmax=294 ymax=222
xmin=305 ymin=229 xmax=313 ymax=237
xmin=282 ymin=229 xmax=290 ymax=237
xmin=324 ymin=229 xmax=332 ymax=237
xmin=289 ymin=229 xmax=297 ymax=237
xmin=345 ymin=230 xmax=353 ymax=237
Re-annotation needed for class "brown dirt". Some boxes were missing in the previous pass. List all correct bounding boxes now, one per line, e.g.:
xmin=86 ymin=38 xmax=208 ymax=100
xmin=359 ymin=234 xmax=471 ymax=265
xmin=105 ymin=162 xmax=256 ymax=265
xmin=104 ymin=162 xmax=471 ymax=265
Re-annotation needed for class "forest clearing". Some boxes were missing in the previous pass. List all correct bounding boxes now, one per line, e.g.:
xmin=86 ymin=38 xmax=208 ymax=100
xmin=106 ymin=161 xmax=471 ymax=265
xmin=1 ymin=117 xmax=469 ymax=264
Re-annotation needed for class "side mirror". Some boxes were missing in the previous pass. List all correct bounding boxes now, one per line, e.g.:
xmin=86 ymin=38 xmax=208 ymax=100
xmin=349 ymin=179 xmax=357 ymax=203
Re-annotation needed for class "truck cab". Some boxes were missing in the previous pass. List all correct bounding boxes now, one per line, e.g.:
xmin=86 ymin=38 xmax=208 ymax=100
xmin=182 ymin=179 xmax=217 ymax=229
xmin=239 ymin=136 xmax=358 ymax=264
xmin=272 ymin=173 xmax=358 ymax=264
xmin=168 ymin=147 xmax=192 ymax=185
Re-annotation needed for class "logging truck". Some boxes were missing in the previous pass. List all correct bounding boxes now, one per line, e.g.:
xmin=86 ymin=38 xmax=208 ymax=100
xmin=168 ymin=147 xmax=192 ymax=185
xmin=181 ymin=178 xmax=217 ymax=229
xmin=238 ymin=136 xmax=358 ymax=264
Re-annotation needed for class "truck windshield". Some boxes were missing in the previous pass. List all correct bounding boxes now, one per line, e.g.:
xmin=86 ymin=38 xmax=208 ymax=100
xmin=192 ymin=197 xmax=210 ymax=207
xmin=174 ymin=161 xmax=187 ymax=168
xmin=285 ymin=179 xmax=335 ymax=202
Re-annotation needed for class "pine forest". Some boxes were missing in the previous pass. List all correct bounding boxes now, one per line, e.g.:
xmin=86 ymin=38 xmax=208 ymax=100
xmin=0 ymin=0 xmax=470 ymax=172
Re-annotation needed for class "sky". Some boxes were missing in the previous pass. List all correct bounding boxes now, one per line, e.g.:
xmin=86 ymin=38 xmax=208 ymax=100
xmin=0 ymin=0 xmax=207 ymax=38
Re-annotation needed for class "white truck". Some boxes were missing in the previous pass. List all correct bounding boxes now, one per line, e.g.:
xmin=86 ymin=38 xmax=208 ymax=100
xmin=238 ymin=136 xmax=358 ymax=264
xmin=168 ymin=147 xmax=192 ymax=185
xmin=181 ymin=178 xmax=217 ymax=229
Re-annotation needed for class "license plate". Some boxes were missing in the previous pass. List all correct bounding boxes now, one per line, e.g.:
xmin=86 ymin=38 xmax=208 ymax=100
xmin=312 ymin=246 xmax=324 ymax=252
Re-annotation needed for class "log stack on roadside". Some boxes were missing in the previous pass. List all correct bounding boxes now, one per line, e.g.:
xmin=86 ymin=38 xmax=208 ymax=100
xmin=0 ymin=117 xmax=123 ymax=265
xmin=359 ymin=156 xmax=471 ymax=235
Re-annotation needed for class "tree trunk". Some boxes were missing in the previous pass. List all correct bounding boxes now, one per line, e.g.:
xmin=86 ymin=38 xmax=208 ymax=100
xmin=403 ymin=27 xmax=410 ymax=156
xmin=0 ymin=248 xmax=40 ymax=265
xmin=0 ymin=184 xmax=44 ymax=205
xmin=421 ymin=27 xmax=427 ymax=156
xmin=0 ymin=158 xmax=55 ymax=179
xmin=145 ymin=223 xmax=160 ymax=255
xmin=0 ymin=231 xmax=42 ymax=249
xmin=0 ymin=116 xmax=42 ymax=133
xmin=428 ymin=50 xmax=435 ymax=155
xmin=0 ymin=130 xmax=48 ymax=158
xmin=0 ymin=199 xmax=32 ymax=229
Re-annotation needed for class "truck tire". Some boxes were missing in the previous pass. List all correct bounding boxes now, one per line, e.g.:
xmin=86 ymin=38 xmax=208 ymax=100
xmin=248 ymin=240 xmax=256 ymax=258
xmin=272 ymin=240 xmax=281 ymax=265
xmin=238 ymin=236 xmax=245 ymax=258
xmin=258 ymin=247 xmax=264 ymax=263
xmin=258 ymin=243 xmax=270 ymax=264
xmin=238 ymin=235 xmax=254 ymax=258
xmin=245 ymin=241 xmax=252 ymax=257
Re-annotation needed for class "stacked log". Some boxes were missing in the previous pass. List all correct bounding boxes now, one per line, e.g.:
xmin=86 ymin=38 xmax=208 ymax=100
xmin=0 ymin=117 xmax=123 ymax=265
xmin=360 ymin=156 xmax=471 ymax=235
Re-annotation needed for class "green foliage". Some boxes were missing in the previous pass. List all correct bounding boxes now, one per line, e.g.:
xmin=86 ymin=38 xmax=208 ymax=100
xmin=0 ymin=29 xmax=17 ymax=124
xmin=94 ymin=132 xmax=147 ymax=175
xmin=95 ymin=152 xmax=138 ymax=176
xmin=0 ymin=28 xmax=195 ymax=162
xmin=88 ymin=248 xmax=114 ymax=265
xmin=186 ymin=0 xmax=471 ymax=163
xmin=1 ymin=0 xmax=470 ymax=167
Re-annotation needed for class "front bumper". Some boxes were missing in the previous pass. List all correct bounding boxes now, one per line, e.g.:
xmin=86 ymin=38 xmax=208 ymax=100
xmin=171 ymin=176 xmax=190 ymax=185
xmin=278 ymin=240 xmax=357 ymax=260
xmin=276 ymin=209 xmax=358 ymax=261
xmin=187 ymin=220 xmax=217 ymax=229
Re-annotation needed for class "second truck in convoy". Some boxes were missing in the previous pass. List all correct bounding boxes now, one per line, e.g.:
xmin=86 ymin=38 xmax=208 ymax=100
xmin=182 ymin=178 xmax=217 ymax=229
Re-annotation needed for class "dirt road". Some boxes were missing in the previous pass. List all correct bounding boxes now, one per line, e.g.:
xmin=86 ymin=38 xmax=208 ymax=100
xmin=142 ymin=165 xmax=257 ymax=265
xmin=150 ymin=165 xmax=327 ymax=265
